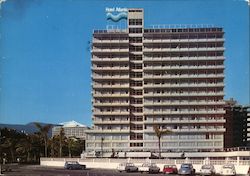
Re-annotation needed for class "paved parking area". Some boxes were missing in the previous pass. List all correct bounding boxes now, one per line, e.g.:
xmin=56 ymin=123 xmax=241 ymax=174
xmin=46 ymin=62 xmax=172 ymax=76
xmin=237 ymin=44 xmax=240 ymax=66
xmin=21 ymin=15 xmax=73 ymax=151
xmin=2 ymin=165 xmax=245 ymax=176
xmin=2 ymin=165 xmax=172 ymax=176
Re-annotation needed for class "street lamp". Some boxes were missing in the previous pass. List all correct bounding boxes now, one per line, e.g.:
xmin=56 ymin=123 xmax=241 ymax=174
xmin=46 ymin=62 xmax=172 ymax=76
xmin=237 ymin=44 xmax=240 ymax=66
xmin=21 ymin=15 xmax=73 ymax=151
xmin=101 ymin=137 xmax=104 ymax=158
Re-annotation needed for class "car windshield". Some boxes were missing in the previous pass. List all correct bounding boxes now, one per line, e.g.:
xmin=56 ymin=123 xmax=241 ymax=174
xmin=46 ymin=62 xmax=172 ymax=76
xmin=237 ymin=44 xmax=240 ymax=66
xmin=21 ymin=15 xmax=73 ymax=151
xmin=202 ymin=165 xmax=212 ymax=169
xmin=164 ymin=165 xmax=176 ymax=168
xmin=223 ymin=165 xmax=233 ymax=169
xmin=181 ymin=164 xmax=191 ymax=168
xmin=127 ymin=163 xmax=134 ymax=166
xmin=67 ymin=161 xmax=78 ymax=164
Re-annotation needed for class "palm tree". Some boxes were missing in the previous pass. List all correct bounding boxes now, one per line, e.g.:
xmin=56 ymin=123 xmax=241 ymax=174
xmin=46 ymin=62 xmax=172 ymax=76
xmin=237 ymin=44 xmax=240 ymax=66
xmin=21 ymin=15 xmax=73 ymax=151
xmin=66 ymin=137 xmax=77 ymax=158
xmin=48 ymin=136 xmax=57 ymax=157
xmin=153 ymin=125 xmax=172 ymax=159
xmin=34 ymin=122 xmax=52 ymax=157
xmin=58 ymin=127 xmax=65 ymax=157
xmin=0 ymin=128 xmax=23 ymax=162
xmin=16 ymin=135 xmax=32 ymax=162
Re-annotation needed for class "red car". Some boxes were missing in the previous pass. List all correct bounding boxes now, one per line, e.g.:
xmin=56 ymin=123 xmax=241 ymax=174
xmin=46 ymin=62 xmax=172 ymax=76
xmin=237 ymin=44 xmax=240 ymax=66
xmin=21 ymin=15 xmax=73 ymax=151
xmin=163 ymin=164 xmax=178 ymax=174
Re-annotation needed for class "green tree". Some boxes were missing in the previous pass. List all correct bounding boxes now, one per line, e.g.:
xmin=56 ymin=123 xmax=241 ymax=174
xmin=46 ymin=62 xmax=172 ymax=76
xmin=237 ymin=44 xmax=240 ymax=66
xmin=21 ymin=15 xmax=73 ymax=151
xmin=34 ymin=123 xmax=52 ymax=157
xmin=0 ymin=128 xmax=26 ymax=162
xmin=66 ymin=137 xmax=77 ymax=158
xmin=153 ymin=125 xmax=172 ymax=159
xmin=58 ymin=127 xmax=66 ymax=157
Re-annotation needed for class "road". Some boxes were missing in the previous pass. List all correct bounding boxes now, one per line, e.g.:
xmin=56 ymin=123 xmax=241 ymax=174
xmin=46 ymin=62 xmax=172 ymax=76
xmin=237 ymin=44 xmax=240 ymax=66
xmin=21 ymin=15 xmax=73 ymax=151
xmin=2 ymin=165 xmax=171 ymax=176
xmin=2 ymin=165 xmax=245 ymax=176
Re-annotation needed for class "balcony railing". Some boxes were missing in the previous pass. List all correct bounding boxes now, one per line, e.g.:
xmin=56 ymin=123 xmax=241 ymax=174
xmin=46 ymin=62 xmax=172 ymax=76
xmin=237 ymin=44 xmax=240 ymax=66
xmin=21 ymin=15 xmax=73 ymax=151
xmin=93 ymin=111 xmax=130 ymax=115
xmin=143 ymin=56 xmax=225 ymax=62
xmin=144 ymin=118 xmax=226 ymax=124
xmin=93 ymin=84 xmax=130 ymax=88
xmin=143 ymin=38 xmax=225 ymax=43
xmin=93 ymin=39 xmax=129 ymax=43
xmin=144 ymin=110 xmax=226 ymax=115
xmin=143 ymin=74 xmax=224 ymax=79
xmin=92 ymin=57 xmax=129 ymax=62
xmin=143 ymin=65 xmax=225 ymax=70
xmin=92 ymin=48 xmax=129 ymax=52
xmin=144 ymin=91 xmax=224 ymax=97
xmin=143 ymin=100 xmax=225 ymax=106
xmin=144 ymin=83 xmax=224 ymax=88
xmin=93 ymin=93 xmax=129 ymax=97
xmin=92 ymin=75 xmax=129 ymax=79
xmin=143 ymin=47 xmax=225 ymax=52
xmin=93 ymin=102 xmax=129 ymax=106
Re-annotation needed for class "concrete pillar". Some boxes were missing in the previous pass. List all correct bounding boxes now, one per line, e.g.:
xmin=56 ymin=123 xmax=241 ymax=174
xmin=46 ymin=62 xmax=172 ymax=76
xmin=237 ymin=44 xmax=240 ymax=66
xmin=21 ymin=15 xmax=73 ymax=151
xmin=237 ymin=156 xmax=240 ymax=166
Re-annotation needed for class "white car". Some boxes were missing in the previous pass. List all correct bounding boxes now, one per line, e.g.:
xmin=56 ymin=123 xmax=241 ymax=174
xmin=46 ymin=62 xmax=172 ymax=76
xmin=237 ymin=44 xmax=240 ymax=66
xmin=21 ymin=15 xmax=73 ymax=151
xmin=220 ymin=164 xmax=236 ymax=176
xmin=117 ymin=163 xmax=126 ymax=172
xmin=138 ymin=163 xmax=160 ymax=173
xmin=200 ymin=164 xmax=216 ymax=176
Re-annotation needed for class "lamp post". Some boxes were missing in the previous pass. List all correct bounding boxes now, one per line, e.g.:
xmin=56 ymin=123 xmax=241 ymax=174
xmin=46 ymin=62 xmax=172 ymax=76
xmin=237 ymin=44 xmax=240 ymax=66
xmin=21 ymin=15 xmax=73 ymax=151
xmin=101 ymin=137 xmax=104 ymax=158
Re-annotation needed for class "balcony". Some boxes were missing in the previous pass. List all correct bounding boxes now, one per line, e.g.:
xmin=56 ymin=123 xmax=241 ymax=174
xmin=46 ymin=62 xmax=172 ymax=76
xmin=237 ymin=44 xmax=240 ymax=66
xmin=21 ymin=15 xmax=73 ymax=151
xmin=143 ymin=56 xmax=225 ymax=62
xmin=143 ymin=38 xmax=225 ymax=44
xmin=144 ymin=91 xmax=224 ymax=97
xmin=92 ymin=48 xmax=129 ymax=53
xmin=143 ymin=100 xmax=225 ymax=106
xmin=143 ymin=47 xmax=225 ymax=53
xmin=144 ymin=83 xmax=224 ymax=88
xmin=143 ymin=74 xmax=224 ymax=79
xmin=93 ymin=111 xmax=130 ymax=115
xmin=129 ymin=33 xmax=143 ymax=37
xmin=93 ymin=102 xmax=129 ymax=106
xmin=144 ymin=128 xmax=225 ymax=133
xmin=93 ymin=84 xmax=130 ymax=89
xmin=143 ymin=65 xmax=225 ymax=71
xmin=92 ymin=66 xmax=129 ymax=71
xmin=92 ymin=38 xmax=129 ymax=43
xmin=93 ymin=93 xmax=129 ymax=98
xmin=144 ymin=110 xmax=226 ymax=115
xmin=92 ymin=75 xmax=129 ymax=80
xmin=92 ymin=57 xmax=129 ymax=62
xmin=144 ymin=118 xmax=226 ymax=124
xmin=94 ymin=120 xmax=130 ymax=124
xmin=89 ymin=129 xmax=130 ymax=133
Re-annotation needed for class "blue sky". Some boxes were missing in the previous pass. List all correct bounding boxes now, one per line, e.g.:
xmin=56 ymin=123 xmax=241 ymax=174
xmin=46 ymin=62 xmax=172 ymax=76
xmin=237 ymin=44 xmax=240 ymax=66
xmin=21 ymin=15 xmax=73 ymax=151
xmin=0 ymin=0 xmax=249 ymax=126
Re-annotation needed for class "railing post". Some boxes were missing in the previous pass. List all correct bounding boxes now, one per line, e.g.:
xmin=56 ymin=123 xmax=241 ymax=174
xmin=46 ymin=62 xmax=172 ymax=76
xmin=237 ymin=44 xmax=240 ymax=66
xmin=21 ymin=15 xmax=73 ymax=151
xmin=237 ymin=156 xmax=240 ymax=166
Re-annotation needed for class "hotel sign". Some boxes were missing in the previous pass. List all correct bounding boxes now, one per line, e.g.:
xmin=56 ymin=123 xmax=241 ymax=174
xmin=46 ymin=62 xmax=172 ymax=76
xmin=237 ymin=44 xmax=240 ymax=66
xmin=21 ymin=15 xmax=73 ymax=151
xmin=106 ymin=7 xmax=128 ymax=22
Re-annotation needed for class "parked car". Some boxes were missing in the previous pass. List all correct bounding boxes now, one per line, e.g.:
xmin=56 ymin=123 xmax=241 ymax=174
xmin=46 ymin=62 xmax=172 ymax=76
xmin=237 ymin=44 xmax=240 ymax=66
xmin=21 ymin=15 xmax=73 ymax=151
xmin=125 ymin=163 xmax=138 ymax=172
xmin=178 ymin=163 xmax=195 ymax=175
xmin=138 ymin=163 xmax=160 ymax=173
xmin=200 ymin=164 xmax=216 ymax=176
xmin=64 ymin=161 xmax=86 ymax=170
xmin=220 ymin=164 xmax=236 ymax=176
xmin=162 ymin=164 xmax=178 ymax=174
xmin=117 ymin=163 xmax=126 ymax=172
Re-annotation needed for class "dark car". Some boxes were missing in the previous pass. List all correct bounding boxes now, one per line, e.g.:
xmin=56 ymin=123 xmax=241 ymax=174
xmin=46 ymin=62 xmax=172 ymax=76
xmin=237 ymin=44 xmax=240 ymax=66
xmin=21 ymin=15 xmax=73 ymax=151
xmin=248 ymin=167 xmax=250 ymax=176
xmin=178 ymin=163 xmax=195 ymax=175
xmin=163 ymin=164 xmax=178 ymax=174
xmin=64 ymin=161 xmax=86 ymax=170
xmin=125 ymin=163 xmax=138 ymax=172
xmin=148 ymin=163 xmax=160 ymax=174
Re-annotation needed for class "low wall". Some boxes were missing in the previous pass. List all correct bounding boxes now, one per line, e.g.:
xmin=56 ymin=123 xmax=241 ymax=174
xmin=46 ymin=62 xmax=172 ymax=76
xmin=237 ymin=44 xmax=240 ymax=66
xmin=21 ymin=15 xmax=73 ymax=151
xmin=40 ymin=158 xmax=249 ymax=174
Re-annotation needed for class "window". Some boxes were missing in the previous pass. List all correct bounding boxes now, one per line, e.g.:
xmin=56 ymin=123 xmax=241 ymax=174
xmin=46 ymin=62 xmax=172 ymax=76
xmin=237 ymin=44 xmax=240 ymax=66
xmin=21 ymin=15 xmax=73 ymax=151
xmin=129 ymin=19 xmax=142 ymax=25
xmin=129 ymin=28 xmax=142 ymax=33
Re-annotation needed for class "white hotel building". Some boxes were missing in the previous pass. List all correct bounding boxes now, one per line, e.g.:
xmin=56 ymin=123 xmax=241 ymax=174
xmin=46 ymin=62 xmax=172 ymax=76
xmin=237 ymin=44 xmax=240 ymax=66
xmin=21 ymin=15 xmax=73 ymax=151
xmin=86 ymin=8 xmax=226 ymax=153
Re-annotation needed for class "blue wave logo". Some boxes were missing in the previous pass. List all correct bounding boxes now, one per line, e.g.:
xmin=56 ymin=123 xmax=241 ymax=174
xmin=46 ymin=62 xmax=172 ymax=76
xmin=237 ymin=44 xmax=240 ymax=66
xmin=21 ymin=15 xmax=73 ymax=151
xmin=106 ymin=12 xmax=127 ymax=22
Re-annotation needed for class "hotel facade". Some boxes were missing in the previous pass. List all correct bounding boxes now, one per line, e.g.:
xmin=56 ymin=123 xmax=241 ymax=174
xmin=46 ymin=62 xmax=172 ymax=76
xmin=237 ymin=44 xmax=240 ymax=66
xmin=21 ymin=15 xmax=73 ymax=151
xmin=86 ymin=8 xmax=226 ymax=152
